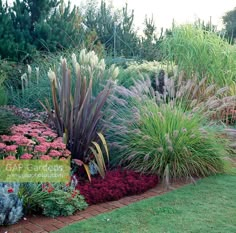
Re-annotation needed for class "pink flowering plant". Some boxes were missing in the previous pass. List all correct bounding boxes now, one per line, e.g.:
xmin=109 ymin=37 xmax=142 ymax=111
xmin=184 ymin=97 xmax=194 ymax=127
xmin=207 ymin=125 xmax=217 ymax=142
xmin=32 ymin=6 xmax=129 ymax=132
xmin=0 ymin=122 xmax=71 ymax=161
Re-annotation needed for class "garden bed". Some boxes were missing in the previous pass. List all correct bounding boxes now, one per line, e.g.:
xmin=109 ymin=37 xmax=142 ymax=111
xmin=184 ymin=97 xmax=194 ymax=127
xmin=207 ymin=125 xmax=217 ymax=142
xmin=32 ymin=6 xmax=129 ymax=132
xmin=76 ymin=169 xmax=159 ymax=204
xmin=0 ymin=179 xmax=190 ymax=233
xmin=0 ymin=47 xmax=235 ymax=232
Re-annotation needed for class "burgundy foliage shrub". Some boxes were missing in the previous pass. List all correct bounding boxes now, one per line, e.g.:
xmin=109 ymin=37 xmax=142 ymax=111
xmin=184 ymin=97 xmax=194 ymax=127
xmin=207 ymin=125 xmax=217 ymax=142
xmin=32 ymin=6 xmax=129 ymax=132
xmin=76 ymin=169 xmax=159 ymax=205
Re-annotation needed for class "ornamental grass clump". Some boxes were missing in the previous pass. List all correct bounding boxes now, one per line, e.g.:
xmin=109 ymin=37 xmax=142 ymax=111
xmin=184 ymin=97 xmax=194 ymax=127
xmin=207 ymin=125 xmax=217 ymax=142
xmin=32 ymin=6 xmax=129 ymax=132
xmin=224 ymin=128 xmax=236 ymax=154
xmin=105 ymin=79 xmax=229 ymax=180
xmin=161 ymin=24 xmax=236 ymax=88
xmin=108 ymin=101 xmax=226 ymax=179
xmin=125 ymin=72 xmax=236 ymax=125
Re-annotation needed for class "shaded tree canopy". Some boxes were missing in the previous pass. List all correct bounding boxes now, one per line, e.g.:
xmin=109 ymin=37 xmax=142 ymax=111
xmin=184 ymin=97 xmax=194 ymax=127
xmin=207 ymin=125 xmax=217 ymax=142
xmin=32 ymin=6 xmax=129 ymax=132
xmin=223 ymin=7 xmax=236 ymax=42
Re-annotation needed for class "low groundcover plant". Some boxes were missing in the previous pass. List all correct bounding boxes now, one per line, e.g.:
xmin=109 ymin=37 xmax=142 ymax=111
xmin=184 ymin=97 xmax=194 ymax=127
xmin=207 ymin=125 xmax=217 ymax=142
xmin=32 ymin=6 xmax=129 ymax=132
xmin=18 ymin=182 xmax=88 ymax=218
xmin=76 ymin=169 xmax=159 ymax=205
xmin=40 ymin=183 xmax=88 ymax=217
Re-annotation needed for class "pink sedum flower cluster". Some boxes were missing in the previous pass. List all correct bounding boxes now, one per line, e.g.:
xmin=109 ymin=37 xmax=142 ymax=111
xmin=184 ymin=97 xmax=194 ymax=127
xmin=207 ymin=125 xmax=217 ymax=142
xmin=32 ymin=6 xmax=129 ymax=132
xmin=21 ymin=153 xmax=33 ymax=160
xmin=0 ymin=122 xmax=71 ymax=161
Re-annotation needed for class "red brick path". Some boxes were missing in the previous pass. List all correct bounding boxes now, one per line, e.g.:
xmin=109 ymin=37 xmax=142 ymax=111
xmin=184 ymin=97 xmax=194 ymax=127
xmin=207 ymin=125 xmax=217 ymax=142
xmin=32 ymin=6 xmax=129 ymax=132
xmin=0 ymin=182 xmax=189 ymax=233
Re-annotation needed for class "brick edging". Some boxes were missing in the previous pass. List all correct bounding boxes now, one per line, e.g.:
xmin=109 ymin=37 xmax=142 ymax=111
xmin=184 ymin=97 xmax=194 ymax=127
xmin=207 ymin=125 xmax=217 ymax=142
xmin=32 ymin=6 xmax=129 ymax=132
xmin=0 ymin=182 xmax=189 ymax=233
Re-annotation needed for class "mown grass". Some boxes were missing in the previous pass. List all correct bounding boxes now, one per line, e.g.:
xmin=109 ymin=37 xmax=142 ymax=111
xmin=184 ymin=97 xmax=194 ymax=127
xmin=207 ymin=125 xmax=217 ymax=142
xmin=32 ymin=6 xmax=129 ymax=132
xmin=55 ymin=173 xmax=236 ymax=233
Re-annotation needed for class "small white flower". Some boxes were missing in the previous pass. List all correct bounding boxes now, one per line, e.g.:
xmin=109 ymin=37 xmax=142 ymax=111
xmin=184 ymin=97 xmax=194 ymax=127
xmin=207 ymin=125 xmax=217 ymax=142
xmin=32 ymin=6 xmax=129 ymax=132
xmin=90 ymin=53 xmax=98 ymax=68
xmin=112 ymin=67 xmax=119 ymax=78
xmin=60 ymin=57 xmax=67 ymax=67
xmin=21 ymin=73 xmax=28 ymax=90
xmin=20 ymin=73 xmax=27 ymax=81
xmin=79 ymin=49 xmax=86 ymax=63
xmin=75 ymin=63 xmax=80 ymax=75
xmin=35 ymin=67 xmax=39 ymax=84
xmin=157 ymin=147 xmax=164 ymax=153
xmin=72 ymin=53 xmax=77 ymax=67
xmin=72 ymin=53 xmax=80 ymax=74
xmin=48 ymin=68 xmax=57 ymax=88
xmin=99 ymin=59 xmax=106 ymax=71
xmin=27 ymin=64 xmax=32 ymax=75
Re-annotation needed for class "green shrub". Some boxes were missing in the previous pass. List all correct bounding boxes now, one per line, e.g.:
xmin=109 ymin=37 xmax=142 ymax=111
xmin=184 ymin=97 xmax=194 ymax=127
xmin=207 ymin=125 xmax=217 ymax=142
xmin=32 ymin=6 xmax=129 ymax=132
xmin=8 ymin=82 xmax=51 ymax=111
xmin=0 ymin=0 xmax=92 ymax=62
xmin=0 ymin=61 xmax=10 ymax=106
xmin=19 ymin=183 xmax=88 ymax=217
xmin=40 ymin=184 xmax=87 ymax=217
xmin=0 ymin=109 xmax=22 ymax=135
xmin=0 ymin=85 xmax=8 ymax=106
xmin=0 ymin=60 xmax=26 ymax=88
xmin=7 ymin=51 xmax=73 ymax=110
xmin=6 ymin=61 xmax=52 ymax=110
xmin=117 ymin=61 xmax=175 ymax=88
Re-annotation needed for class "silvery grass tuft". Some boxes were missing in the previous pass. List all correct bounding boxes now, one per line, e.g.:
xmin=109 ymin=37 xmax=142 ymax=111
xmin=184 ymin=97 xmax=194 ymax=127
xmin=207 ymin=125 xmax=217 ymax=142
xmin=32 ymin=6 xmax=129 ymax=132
xmin=75 ymin=49 xmax=119 ymax=95
xmin=105 ymin=78 xmax=229 ymax=180
xmin=8 ymin=49 xmax=119 ymax=110
xmin=125 ymin=72 xmax=236 ymax=125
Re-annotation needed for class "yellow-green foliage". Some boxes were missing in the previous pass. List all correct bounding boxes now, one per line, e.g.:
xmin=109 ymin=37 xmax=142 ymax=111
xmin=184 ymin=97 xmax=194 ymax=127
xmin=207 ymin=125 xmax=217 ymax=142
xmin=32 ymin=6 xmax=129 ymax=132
xmin=117 ymin=61 xmax=176 ymax=88
xmin=161 ymin=24 xmax=236 ymax=87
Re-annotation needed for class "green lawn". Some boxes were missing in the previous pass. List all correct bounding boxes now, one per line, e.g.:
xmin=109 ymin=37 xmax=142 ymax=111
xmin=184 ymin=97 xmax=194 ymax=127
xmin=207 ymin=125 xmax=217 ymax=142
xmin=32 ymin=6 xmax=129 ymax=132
xmin=55 ymin=174 xmax=236 ymax=233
